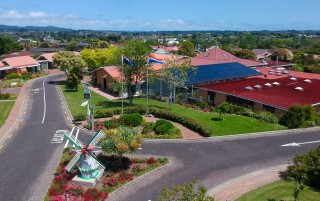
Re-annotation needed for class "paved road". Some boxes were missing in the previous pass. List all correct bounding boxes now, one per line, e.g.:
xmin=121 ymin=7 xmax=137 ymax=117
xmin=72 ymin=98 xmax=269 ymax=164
xmin=0 ymin=76 xmax=91 ymax=201
xmin=109 ymin=129 xmax=320 ymax=201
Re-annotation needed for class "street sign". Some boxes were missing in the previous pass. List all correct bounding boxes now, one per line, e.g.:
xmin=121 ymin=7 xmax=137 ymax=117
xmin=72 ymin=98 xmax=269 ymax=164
xmin=84 ymin=89 xmax=91 ymax=99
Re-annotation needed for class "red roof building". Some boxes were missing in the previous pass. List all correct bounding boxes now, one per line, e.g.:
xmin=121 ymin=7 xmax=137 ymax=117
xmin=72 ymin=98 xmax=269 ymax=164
xmin=0 ymin=56 xmax=40 ymax=75
xmin=193 ymin=47 xmax=266 ymax=67
xmin=198 ymin=67 xmax=320 ymax=115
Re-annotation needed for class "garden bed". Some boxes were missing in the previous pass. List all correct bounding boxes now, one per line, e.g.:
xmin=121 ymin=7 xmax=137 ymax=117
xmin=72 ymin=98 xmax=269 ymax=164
xmin=45 ymin=147 xmax=168 ymax=201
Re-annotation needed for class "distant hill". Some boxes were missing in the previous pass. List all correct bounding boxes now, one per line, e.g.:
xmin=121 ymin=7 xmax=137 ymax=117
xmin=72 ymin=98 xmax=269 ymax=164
xmin=0 ymin=25 xmax=74 ymax=32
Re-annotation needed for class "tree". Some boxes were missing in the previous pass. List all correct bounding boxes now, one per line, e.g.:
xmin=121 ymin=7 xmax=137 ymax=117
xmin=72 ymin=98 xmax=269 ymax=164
xmin=53 ymin=51 xmax=85 ymax=91
xmin=239 ymin=33 xmax=257 ymax=49
xmin=159 ymin=55 xmax=194 ymax=108
xmin=279 ymin=105 xmax=306 ymax=128
xmin=234 ymin=49 xmax=257 ymax=60
xmin=120 ymin=39 xmax=151 ymax=106
xmin=0 ymin=36 xmax=22 ymax=54
xmin=67 ymin=66 xmax=83 ymax=91
xmin=65 ymin=41 xmax=78 ymax=51
xmin=101 ymin=126 xmax=143 ymax=165
xmin=285 ymin=146 xmax=320 ymax=191
xmin=178 ymin=40 xmax=196 ymax=57
xmin=39 ymin=42 xmax=50 ymax=48
xmin=216 ymin=102 xmax=230 ymax=119
xmin=146 ymin=39 xmax=159 ymax=46
xmin=271 ymin=48 xmax=293 ymax=61
xmin=158 ymin=179 xmax=215 ymax=201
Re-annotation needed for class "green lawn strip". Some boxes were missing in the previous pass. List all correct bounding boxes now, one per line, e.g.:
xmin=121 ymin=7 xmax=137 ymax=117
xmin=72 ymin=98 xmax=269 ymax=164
xmin=0 ymin=101 xmax=14 ymax=128
xmin=236 ymin=180 xmax=320 ymax=201
xmin=127 ymin=98 xmax=286 ymax=136
xmin=60 ymin=81 xmax=286 ymax=136
xmin=2 ymin=78 xmax=24 ymax=85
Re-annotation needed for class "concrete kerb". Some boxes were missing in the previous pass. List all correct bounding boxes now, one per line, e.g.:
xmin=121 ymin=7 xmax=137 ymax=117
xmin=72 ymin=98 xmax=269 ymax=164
xmin=208 ymin=164 xmax=288 ymax=201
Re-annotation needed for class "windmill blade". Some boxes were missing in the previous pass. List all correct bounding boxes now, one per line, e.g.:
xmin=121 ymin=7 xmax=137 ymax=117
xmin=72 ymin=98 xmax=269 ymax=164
xmin=64 ymin=130 xmax=84 ymax=150
xmin=87 ymin=130 xmax=106 ymax=147
xmin=65 ymin=152 xmax=82 ymax=172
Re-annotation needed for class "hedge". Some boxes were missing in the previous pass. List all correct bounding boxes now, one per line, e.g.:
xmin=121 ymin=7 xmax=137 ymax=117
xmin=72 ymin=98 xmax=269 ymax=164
xmin=73 ymin=105 xmax=212 ymax=137
xmin=118 ymin=113 xmax=143 ymax=127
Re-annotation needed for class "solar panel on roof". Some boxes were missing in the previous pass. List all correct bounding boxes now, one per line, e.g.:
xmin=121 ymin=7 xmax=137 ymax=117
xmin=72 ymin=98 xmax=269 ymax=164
xmin=187 ymin=62 xmax=262 ymax=84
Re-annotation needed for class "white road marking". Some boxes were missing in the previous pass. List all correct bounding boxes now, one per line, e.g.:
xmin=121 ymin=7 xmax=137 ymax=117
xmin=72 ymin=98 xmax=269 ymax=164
xmin=41 ymin=79 xmax=46 ymax=123
xmin=64 ymin=127 xmax=75 ymax=148
xmin=73 ymin=129 xmax=80 ymax=148
xmin=281 ymin=140 xmax=320 ymax=147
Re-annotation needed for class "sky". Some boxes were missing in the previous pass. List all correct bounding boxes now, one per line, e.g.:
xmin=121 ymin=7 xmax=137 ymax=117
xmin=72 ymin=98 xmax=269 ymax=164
xmin=0 ymin=0 xmax=319 ymax=31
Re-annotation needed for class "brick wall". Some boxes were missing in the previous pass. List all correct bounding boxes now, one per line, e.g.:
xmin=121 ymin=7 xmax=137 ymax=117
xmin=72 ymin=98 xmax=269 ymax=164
xmin=253 ymin=102 xmax=263 ymax=111
xmin=275 ymin=108 xmax=287 ymax=116
xmin=215 ymin=93 xmax=227 ymax=106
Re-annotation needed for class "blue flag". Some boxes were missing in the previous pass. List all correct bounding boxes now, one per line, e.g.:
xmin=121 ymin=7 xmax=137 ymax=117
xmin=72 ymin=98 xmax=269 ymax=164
xmin=122 ymin=55 xmax=134 ymax=67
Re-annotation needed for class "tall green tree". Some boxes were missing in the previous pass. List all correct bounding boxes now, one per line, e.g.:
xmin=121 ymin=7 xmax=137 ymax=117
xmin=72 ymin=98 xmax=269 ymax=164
xmin=120 ymin=39 xmax=151 ymax=106
xmin=53 ymin=51 xmax=85 ymax=91
xmin=159 ymin=56 xmax=195 ymax=108
xmin=0 ymin=36 xmax=22 ymax=55
xmin=66 ymin=41 xmax=78 ymax=51
xmin=178 ymin=40 xmax=196 ymax=57
xmin=234 ymin=49 xmax=257 ymax=60
xmin=239 ymin=33 xmax=257 ymax=49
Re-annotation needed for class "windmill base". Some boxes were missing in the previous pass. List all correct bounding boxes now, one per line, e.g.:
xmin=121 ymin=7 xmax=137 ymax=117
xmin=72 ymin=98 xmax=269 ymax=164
xmin=72 ymin=169 xmax=104 ymax=186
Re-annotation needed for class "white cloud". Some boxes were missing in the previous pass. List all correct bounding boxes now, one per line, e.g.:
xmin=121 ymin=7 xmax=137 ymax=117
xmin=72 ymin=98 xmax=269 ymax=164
xmin=0 ymin=10 xmax=317 ymax=31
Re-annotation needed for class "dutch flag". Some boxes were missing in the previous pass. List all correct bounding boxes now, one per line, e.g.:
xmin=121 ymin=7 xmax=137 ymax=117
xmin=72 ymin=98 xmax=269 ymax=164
xmin=147 ymin=56 xmax=164 ymax=64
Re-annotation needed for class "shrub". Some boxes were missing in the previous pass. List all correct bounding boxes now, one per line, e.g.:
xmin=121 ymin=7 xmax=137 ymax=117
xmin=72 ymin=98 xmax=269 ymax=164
xmin=147 ymin=157 xmax=158 ymax=164
xmin=154 ymin=120 xmax=175 ymax=135
xmin=142 ymin=122 xmax=154 ymax=135
xmin=6 ymin=73 xmax=21 ymax=79
xmin=82 ymin=188 xmax=108 ymax=201
xmin=228 ymin=104 xmax=244 ymax=114
xmin=104 ymin=118 xmax=120 ymax=129
xmin=241 ymin=108 xmax=255 ymax=117
xmin=0 ymin=93 xmax=10 ymax=100
xmin=253 ymin=110 xmax=278 ymax=124
xmin=21 ymin=72 xmax=31 ymax=80
xmin=187 ymin=97 xmax=209 ymax=109
xmin=74 ymin=113 xmax=86 ymax=121
xmin=149 ymin=107 xmax=212 ymax=137
xmin=118 ymin=113 xmax=143 ymax=127
xmin=280 ymin=105 xmax=310 ymax=128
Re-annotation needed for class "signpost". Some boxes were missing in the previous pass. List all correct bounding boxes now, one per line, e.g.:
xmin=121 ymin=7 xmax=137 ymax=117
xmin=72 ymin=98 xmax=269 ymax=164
xmin=82 ymin=88 xmax=94 ymax=133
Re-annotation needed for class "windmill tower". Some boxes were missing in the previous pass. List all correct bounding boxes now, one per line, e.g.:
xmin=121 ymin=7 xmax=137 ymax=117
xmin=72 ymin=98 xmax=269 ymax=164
xmin=63 ymin=130 xmax=106 ymax=186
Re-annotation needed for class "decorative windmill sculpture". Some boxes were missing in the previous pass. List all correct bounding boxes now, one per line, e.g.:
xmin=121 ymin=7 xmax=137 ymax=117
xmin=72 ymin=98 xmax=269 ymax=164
xmin=64 ymin=130 xmax=106 ymax=181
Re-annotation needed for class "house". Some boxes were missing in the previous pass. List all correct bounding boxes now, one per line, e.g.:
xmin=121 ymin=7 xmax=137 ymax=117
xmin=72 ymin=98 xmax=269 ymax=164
xmin=37 ymin=53 xmax=56 ymax=70
xmin=91 ymin=66 xmax=141 ymax=97
xmin=197 ymin=67 xmax=320 ymax=115
xmin=252 ymin=49 xmax=272 ymax=60
xmin=0 ymin=56 xmax=40 ymax=75
xmin=192 ymin=47 xmax=266 ymax=68
xmin=151 ymin=46 xmax=179 ymax=54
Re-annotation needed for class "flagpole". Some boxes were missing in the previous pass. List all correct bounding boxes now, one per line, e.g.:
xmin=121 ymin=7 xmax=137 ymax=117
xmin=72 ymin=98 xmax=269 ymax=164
xmin=146 ymin=58 xmax=149 ymax=116
xmin=121 ymin=54 xmax=124 ymax=115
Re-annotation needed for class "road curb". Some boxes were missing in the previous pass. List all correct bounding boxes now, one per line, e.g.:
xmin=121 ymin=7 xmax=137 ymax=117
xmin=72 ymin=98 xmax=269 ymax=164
xmin=208 ymin=164 xmax=288 ymax=201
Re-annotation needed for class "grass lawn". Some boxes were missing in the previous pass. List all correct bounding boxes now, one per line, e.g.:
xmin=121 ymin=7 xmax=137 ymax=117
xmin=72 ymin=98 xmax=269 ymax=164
xmin=236 ymin=180 xmax=320 ymax=201
xmin=2 ymin=78 xmax=24 ymax=86
xmin=0 ymin=101 xmax=14 ymax=127
xmin=60 ymin=82 xmax=286 ymax=136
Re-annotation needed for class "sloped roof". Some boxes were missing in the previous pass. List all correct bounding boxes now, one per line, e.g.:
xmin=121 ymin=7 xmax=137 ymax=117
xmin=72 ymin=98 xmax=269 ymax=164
xmin=193 ymin=47 xmax=264 ymax=67
xmin=252 ymin=49 xmax=269 ymax=55
xmin=187 ymin=62 xmax=262 ymax=84
xmin=37 ymin=53 xmax=56 ymax=62
xmin=2 ymin=56 xmax=39 ymax=68
xmin=199 ymin=69 xmax=320 ymax=110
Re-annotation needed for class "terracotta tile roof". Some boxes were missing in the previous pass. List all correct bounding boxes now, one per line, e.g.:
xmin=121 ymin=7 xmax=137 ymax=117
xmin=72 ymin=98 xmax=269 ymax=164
xmin=151 ymin=46 xmax=179 ymax=52
xmin=194 ymin=47 xmax=264 ymax=67
xmin=200 ymin=68 xmax=320 ymax=110
xmin=2 ymin=56 xmax=39 ymax=68
xmin=0 ymin=51 xmax=34 ymax=59
xmin=38 ymin=53 xmax=56 ymax=62
xmin=265 ymin=60 xmax=294 ymax=67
